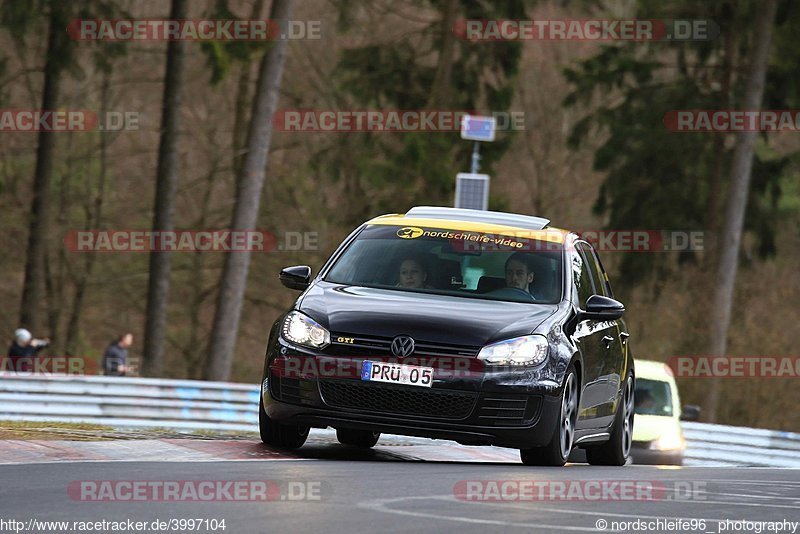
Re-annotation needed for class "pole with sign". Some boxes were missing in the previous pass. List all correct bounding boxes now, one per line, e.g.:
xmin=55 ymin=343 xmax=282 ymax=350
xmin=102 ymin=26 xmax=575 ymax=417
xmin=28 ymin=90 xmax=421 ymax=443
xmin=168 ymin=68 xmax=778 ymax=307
xmin=456 ymin=115 xmax=496 ymax=210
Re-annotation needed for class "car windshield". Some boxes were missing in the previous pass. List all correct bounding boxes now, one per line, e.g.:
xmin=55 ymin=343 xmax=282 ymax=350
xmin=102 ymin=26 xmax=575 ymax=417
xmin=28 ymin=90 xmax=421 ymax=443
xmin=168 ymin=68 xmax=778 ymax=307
xmin=324 ymin=224 xmax=564 ymax=304
xmin=634 ymin=378 xmax=674 ymax=417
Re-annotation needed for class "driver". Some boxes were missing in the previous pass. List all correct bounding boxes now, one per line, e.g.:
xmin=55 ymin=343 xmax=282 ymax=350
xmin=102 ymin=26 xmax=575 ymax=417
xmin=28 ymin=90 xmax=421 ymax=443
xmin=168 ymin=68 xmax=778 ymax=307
xmin=397 ymin=256 xmax=431 ymax=289
xmin=635 ymin=389 xmax=655 ymax=411
xmin=505 ymin=252 xmax=541 ymax=299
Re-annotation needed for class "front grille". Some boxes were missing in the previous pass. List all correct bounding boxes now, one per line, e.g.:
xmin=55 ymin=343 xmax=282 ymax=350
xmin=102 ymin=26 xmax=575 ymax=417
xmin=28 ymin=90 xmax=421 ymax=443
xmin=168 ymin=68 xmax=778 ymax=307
xmin=328 ymin=333 xmax=480 ymax=358
xmin=319 ymin=380 xmax=477 ymax=419
xmin=478 ymin=395 xmax=542 ymax=426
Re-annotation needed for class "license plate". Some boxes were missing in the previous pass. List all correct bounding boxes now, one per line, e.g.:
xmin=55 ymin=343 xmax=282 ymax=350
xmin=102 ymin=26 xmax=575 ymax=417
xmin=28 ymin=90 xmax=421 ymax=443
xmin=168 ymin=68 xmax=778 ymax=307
xmin=361 ymin=361 xmax=434 ymax=388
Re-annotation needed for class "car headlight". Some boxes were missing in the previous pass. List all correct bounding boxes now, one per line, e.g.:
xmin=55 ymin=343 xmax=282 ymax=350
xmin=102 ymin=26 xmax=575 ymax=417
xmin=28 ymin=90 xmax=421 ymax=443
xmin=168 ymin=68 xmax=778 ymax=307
xmin=281 ymin=311 xmax=330 ymax=349
xmin=477 ymin=334 xmax=549 ymax=367
xmin=651 ymin=430 xmax=685 ymax=451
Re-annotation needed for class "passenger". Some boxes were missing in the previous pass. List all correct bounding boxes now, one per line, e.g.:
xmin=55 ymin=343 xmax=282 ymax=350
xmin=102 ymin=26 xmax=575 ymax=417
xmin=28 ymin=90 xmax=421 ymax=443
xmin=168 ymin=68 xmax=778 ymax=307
xmin=397 ymin=256 xmax=431 ymax=289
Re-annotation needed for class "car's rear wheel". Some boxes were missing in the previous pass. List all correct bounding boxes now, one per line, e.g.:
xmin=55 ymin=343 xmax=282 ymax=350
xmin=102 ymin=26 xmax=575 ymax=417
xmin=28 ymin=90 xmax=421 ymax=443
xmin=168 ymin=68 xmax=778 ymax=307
xmin=586 ymin=372 xmax=634 ymax=466
xmin=520 ymin=364 xmax=578 ymax=466
xmin=259 ymin=397 xmax=309 ymax=450
xmin=336 ymin=428 xmax=381 ymax=448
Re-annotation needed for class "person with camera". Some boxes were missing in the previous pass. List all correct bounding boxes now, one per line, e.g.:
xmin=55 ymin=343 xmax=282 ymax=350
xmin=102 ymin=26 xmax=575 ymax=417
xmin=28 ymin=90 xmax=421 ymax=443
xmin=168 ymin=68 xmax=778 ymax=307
xmin=5 ymin=328 xmax=50 ymax=372
xmin=102 ymin=333 xmax=134 ymax=376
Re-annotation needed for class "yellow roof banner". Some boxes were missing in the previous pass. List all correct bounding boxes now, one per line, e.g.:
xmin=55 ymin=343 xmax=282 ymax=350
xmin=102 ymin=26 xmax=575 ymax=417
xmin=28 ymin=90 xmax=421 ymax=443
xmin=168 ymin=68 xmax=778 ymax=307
xmin=367 ymin=215 xmax=568 ymax=243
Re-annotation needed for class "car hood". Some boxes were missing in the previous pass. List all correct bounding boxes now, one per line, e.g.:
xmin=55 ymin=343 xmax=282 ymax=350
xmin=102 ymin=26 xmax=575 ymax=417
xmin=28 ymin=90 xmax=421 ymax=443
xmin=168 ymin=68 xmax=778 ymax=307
xmin=298 ymin=281 xmax=558 ymax=348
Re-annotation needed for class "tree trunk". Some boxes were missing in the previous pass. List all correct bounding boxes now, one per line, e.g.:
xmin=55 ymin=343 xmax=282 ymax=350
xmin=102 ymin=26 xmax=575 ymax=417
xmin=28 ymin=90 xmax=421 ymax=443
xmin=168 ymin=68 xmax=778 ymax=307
xmin=705 ymin=19 xmax=736 ymax=265
xmin=142 ymin=0 xmax=188 ymax=376
xmin=705 ymin=0 xmax=777 ymax=422
xmin=65 ymin=70 xmax=112 ymax=356
xmin=426 ymin=0 xmax=458 ymax=109
xmin=233 ymin=0 xmax=266 ymax=178
xmin=233 ymin=65 xmax=254 ymax=177
xmin=19 ymin=4 xmax=69 ymax=334
xmin=205 ymin=0 xmax=294 ymax=381
xmin=184 ymin=159 xmax=221 ymax=379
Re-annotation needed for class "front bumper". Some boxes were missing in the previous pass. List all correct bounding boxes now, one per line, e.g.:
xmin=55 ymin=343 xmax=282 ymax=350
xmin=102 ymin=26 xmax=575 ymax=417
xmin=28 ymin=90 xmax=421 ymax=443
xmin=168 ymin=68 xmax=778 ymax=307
xmin=631 ymin=442 xmax=684 ymax=465
xmin=262 ymin=347 xmax=563 ymax=449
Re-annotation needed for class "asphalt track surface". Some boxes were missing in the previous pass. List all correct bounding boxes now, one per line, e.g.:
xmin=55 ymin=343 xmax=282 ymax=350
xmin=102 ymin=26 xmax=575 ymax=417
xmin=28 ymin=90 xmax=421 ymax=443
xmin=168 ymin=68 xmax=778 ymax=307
xmin=1 ymin=431 xmax=798 ymax=533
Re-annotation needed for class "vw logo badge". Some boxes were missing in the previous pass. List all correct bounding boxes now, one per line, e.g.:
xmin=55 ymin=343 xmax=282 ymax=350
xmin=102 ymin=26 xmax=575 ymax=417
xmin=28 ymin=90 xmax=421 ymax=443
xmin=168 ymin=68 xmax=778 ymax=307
xmin=390 ymin=335 xmax=415 ymax=357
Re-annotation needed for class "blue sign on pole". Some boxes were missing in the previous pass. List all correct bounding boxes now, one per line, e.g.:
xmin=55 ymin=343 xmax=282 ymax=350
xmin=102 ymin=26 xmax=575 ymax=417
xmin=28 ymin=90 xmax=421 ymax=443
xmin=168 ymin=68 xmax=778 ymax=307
xmin=460 ymin=115 xmax=496 ymax=142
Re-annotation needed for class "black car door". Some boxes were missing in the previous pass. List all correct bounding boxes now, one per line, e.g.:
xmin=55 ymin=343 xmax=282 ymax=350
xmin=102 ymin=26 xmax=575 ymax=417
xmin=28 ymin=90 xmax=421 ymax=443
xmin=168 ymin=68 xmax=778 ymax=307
xmin=570 ymin=243 xmax=615 ymax=430
xmin=579 ymin=242 xmax=628 ymax=421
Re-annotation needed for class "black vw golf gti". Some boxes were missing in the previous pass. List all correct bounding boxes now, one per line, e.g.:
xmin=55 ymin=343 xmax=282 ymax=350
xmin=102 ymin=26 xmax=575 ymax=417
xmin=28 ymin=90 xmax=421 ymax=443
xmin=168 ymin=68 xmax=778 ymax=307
xmin=260 ymin=207 xmax=635 ymax=466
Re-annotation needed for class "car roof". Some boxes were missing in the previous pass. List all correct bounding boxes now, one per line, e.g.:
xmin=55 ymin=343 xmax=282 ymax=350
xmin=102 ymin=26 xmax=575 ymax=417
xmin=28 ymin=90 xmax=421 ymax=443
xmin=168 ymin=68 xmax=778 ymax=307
xmin=635 ymin=359 xmax=677 ymax=383
xmin=406 ymin=206 xmax=550 ymax=230
xmin=365 ymin=206 xmax=570 ymax=242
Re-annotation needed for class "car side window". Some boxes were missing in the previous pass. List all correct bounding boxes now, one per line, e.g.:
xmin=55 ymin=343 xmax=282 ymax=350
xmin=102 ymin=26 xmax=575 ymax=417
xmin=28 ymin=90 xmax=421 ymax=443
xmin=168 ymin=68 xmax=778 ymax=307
xmin=578 ymin=243 xmax=610 ymax=298
xmin=591 ymin=248 xmax=615 ymax=298
xmin=571 ymin=247 xmax=594 ymax=308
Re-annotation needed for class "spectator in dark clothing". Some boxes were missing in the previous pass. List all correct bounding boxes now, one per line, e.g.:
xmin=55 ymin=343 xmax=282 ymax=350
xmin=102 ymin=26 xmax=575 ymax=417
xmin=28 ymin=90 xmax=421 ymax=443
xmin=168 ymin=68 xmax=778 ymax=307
xmin=6 ymin=328 xmax=50 ymax=372
xmin=103 ymin=333 xmax=133 ymax=376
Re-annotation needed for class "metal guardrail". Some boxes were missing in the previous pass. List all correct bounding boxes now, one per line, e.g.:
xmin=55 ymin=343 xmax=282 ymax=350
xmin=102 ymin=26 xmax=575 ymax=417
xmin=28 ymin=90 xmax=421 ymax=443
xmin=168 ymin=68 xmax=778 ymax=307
xmin=682 ymin=421 xmax=800 ymax=467
xmin=0 ymin=373 xmax=259 ymax=432
xmin=1 ymin=372 xmax=798 ymax=466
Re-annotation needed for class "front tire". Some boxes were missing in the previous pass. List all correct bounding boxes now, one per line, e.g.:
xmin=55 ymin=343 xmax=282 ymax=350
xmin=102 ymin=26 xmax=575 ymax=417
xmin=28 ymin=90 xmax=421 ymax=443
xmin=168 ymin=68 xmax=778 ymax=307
xmin=520 ymin=364 xmax=578 ymax=466
xmin=259 ymin=397 xmax=309 ymax=450
xmin=586 ymin=372 xmax=634 ymax=466
xmin=336 ymin=428 xmax=381 ymax=448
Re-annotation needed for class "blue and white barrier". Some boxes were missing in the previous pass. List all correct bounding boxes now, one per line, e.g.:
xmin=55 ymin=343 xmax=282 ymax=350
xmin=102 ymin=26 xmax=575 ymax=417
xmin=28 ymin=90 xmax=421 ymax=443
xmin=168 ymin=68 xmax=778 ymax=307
xmin=1 ymin=373 xmax=797 ymax=466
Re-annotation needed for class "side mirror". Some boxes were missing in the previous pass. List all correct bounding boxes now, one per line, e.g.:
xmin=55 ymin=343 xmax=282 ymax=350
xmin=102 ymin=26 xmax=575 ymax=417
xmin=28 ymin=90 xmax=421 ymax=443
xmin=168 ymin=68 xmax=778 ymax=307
xmin=279 ymin=265 xmax=312 ymax=291
xmin=582 ymin=295 xmax=625 ymax=320
xmin=680 ymin=404 xmax=701 ymax=422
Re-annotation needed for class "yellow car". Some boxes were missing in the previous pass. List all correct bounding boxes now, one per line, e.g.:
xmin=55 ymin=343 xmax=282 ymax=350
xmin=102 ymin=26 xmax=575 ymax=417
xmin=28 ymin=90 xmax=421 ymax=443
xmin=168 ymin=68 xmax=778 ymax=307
xmin=631 ymin=359 xmax=700 ymax=465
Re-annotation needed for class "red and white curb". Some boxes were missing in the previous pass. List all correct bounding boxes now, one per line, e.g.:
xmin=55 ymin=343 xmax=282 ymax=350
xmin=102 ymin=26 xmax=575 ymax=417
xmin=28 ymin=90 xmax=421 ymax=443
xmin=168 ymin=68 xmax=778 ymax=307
xmin=0 ymin=439 xmax=303 ymax=465
xmin=0 ymin=429 xmax=525 ymax=465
